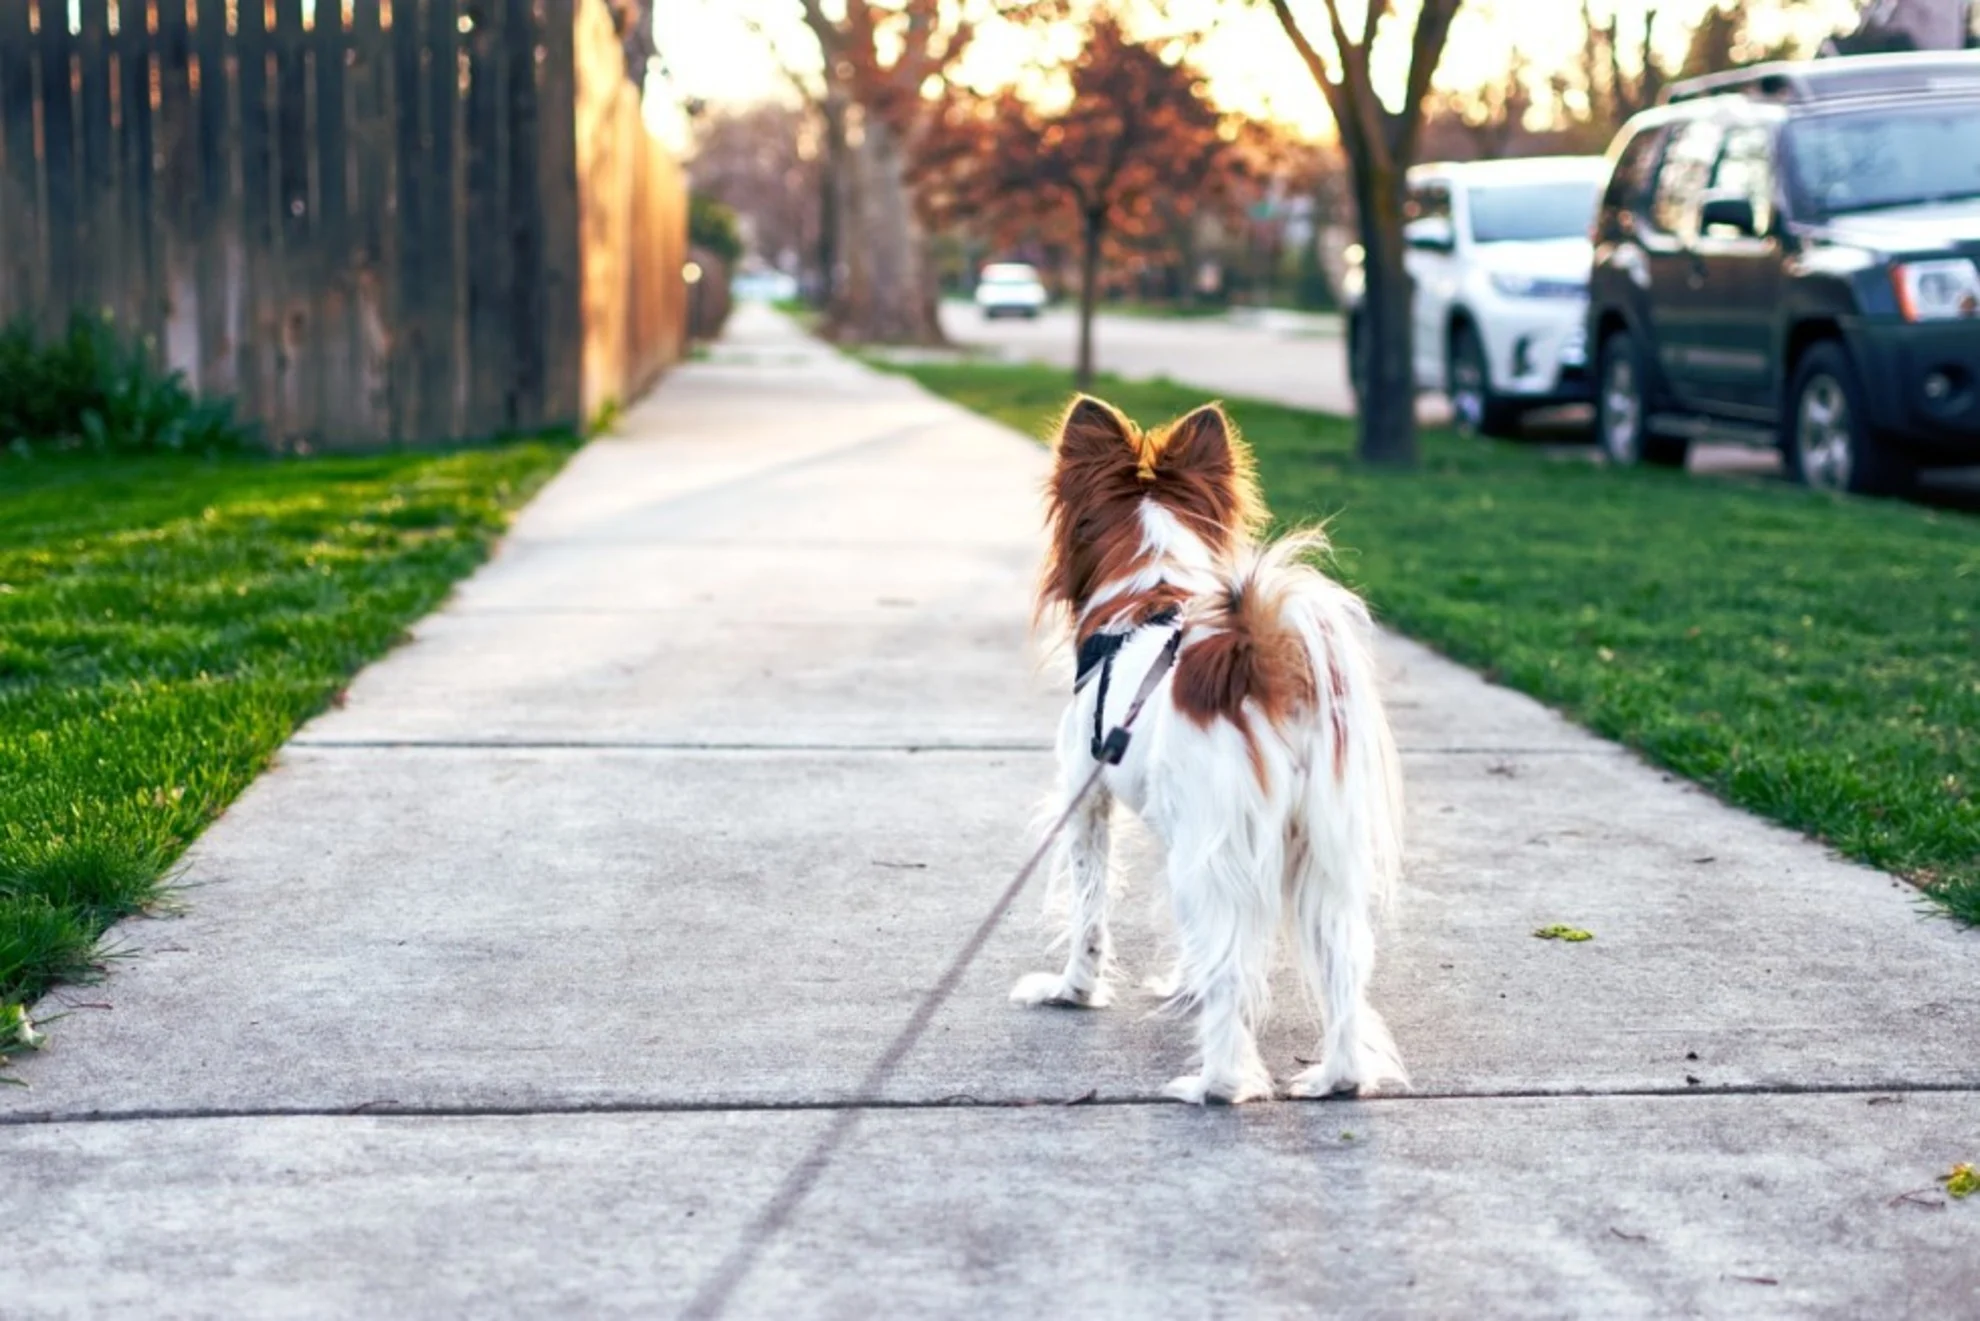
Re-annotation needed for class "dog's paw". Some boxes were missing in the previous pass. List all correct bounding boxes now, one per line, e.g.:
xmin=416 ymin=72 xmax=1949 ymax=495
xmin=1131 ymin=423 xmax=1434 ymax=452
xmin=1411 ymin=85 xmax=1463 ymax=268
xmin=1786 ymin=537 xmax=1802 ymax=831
xmin=1284 ymin=1063 xmax=1362 ymax=1100
xmin=1009 ymin=972 xmax=1113 ymax=1009
xmin=1286 ymin=1045 xmax=1409 ymax=1099
xmin=1140 ymin=967 xmax=1182 ymax=999
xmin=1285 ymin=1059 xmax=1409 ymax=1100
xmin=1162 ymin=1072 xmax=1272 ymax=1106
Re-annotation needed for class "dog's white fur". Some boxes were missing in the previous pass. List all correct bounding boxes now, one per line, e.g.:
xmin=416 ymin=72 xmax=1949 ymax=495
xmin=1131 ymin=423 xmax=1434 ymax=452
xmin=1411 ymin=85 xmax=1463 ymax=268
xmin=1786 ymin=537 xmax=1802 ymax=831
xmin=1012 ymin=419 xmax=1406 ymax=1105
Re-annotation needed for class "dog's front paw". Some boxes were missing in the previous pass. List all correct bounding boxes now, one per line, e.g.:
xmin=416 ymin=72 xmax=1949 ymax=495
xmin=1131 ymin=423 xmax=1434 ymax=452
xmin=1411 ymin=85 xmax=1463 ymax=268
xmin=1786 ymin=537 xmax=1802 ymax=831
xmin=1009 ymin=972 xmax=1113 ymax=1009
xmin=1162 ymin=1072 xmax=1272 ymax=1106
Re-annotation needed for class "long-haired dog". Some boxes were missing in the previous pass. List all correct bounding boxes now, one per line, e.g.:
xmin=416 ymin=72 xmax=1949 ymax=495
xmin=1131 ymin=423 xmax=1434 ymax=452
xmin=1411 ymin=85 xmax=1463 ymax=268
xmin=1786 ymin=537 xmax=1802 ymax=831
xmin=1011 ymin=395 xmax=1406 ymax=1105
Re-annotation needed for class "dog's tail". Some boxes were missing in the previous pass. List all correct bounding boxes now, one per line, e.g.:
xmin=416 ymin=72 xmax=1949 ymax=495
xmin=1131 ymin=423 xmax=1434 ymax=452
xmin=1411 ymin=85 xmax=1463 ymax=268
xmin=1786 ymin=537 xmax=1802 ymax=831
xmin=1196 ymin=532 xmax=1407 ymax=1089
xmin=1191 ymin=531 xmax=1404 ymax=904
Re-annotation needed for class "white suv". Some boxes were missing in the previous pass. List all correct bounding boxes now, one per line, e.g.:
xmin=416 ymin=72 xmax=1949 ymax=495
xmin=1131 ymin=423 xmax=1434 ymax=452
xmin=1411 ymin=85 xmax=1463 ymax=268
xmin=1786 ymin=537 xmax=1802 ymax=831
xmin=1345 ymin=156 xmax=1609 ymax=436
xmin=974 ymin=262 xmax=1048 ymax=319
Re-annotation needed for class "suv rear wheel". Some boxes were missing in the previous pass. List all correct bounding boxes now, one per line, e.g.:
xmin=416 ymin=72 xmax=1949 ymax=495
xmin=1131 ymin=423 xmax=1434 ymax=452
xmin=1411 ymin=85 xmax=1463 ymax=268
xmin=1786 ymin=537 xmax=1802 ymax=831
xmin=1597 ymin=331 xmax=1688 ymax=469
xmin=1784 ymin=342 xmax=1914 ymax=497
xmin=1449 ymin=325 xmax=1521 ymax=439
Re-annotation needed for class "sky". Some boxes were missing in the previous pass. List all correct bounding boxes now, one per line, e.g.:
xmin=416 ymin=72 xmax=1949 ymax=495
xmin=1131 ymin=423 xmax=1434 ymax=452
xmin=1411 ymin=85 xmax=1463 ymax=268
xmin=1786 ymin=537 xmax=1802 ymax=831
xmin=652 ymin=0 xmax=1864 ymax=147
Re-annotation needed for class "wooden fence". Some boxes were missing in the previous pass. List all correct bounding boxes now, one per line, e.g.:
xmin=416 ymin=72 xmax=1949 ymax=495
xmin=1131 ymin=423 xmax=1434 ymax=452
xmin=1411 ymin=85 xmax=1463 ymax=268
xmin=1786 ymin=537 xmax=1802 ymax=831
xmin=0 ymin=0 xmax=685 ymax=449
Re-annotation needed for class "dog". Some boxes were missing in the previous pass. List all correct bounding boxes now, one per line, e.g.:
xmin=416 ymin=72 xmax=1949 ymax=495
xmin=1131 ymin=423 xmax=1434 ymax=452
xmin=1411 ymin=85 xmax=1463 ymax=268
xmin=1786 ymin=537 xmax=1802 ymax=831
xmin=1010 ymin=395 xmax=1406 ymax=1105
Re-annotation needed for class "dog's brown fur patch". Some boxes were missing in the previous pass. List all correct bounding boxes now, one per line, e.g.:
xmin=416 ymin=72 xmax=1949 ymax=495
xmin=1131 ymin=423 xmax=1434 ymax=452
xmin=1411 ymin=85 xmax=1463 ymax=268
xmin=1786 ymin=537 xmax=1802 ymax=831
xmin=1173 ymin=575 xmax=1318 ymax=779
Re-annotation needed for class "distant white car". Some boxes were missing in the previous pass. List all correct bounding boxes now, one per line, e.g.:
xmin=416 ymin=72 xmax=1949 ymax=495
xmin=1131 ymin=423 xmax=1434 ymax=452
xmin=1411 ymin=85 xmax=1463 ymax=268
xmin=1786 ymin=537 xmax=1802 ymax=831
xmin=975 ymin=262 xmax=1048 ymax=319
xmin=1345 ymin=156 xmax=1609 ymax=436
xmin=732 ymin=268 xmax=799 ymax=302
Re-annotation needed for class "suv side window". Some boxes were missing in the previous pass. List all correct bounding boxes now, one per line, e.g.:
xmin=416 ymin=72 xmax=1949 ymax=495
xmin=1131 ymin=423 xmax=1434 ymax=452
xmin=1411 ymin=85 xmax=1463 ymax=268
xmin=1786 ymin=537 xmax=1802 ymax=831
xmin=1709 ymin=123 xmax=1776 ymax=236
xmin=1648 ymin=118 xmax=1723 ymax=243
xmin=1605 ymin=127 xmax=1665 ymax=211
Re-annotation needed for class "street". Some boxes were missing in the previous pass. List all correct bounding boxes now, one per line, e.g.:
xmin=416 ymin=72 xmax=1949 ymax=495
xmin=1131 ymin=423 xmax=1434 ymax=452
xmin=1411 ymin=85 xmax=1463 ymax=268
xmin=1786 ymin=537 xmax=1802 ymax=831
xmin=940 ymin=302 xmax=1980 ymax=497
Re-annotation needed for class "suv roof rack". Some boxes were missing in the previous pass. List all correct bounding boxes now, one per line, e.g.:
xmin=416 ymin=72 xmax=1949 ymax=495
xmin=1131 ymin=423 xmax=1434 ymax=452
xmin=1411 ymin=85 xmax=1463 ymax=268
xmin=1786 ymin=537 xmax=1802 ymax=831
xmin=1662 ymin=50 xmax=1980 ymax=106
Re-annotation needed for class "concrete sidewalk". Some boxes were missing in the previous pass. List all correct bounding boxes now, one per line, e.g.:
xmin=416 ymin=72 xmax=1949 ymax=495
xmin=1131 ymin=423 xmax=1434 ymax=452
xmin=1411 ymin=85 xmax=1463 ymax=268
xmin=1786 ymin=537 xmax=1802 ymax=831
xmin=6 ymin=304 xmax=1977 ymax=1318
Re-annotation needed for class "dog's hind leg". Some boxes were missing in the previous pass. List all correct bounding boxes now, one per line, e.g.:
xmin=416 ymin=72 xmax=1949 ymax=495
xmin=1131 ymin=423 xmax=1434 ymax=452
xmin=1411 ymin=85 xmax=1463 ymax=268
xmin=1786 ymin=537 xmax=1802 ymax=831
xmin=1161 ymin=850 xmax=1276 ymax=1105
xmin=1011 ymin=780 xmax=1116 ymax=1009
xmin=1285 ymin=880 xmax=1404 ymax=1098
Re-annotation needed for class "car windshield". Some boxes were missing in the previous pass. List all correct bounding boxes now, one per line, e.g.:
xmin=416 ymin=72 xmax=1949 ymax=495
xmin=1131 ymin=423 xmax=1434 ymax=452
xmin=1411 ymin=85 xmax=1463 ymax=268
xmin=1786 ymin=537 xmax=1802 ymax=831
xmin=982 ymin=266 xmax=1037 ymax=284
xmin=1783 ymin=104 xmax=1980 ymax=219
xmin=1466 ymin=180 xmax=1600 ymax=243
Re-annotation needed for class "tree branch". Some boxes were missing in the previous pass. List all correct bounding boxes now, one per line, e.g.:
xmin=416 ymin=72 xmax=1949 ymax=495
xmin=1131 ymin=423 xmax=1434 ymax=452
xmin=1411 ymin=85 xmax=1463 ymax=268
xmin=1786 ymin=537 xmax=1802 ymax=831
xmin=741 ymin=9 xmax=825 ymax=105
xmin=1265 ymin=0 xmax=1367 ymax=172
xmin=1361 ymin=0 xmax=1386 ymax=50
xmin=1398 ymin=0 xmax=1463 ymax=162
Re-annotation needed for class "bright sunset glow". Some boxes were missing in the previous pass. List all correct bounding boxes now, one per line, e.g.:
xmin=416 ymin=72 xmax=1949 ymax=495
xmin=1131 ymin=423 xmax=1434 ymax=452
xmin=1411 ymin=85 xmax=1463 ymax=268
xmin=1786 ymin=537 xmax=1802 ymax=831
xmin=656 ymin=0 xmax=1864 ymax=143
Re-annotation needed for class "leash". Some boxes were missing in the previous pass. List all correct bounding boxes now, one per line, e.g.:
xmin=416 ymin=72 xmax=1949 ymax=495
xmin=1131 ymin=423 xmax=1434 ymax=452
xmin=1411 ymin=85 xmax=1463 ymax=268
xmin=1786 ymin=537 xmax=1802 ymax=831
xmin=1001 ymin=622 xmax=1186 ymax=901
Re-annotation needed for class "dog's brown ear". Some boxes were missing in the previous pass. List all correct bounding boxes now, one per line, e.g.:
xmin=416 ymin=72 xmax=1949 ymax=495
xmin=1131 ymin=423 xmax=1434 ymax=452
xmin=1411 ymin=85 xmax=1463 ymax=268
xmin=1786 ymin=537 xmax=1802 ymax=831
xmin=1156 ymin=402 xmax=1265 ymax=540
xmin=1162 ymin=403 xmax=1236 ymax=474
xmin=1057 ymin=395 xmax=1135 ymax=460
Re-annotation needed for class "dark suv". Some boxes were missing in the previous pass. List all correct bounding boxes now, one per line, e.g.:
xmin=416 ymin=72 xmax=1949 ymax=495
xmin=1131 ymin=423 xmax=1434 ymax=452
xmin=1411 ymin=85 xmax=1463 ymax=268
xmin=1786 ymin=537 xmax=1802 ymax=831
xmin=1587 ymin=52 xmax=1980 ymax=494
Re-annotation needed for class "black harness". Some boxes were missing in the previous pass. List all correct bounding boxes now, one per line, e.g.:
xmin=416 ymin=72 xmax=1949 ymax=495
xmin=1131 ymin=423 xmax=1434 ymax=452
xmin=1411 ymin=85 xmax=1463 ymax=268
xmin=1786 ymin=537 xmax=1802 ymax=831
xmin=1074 ymin=605 xmax=1184 ymax=764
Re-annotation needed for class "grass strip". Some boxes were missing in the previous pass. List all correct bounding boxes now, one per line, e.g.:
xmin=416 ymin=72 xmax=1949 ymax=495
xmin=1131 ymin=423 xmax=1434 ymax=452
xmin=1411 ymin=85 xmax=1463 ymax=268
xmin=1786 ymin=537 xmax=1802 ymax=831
xmin=1 ymin=440 xmax=575 ymax=1043
xmin=878 ymin=358 xmax=1980 ymax=925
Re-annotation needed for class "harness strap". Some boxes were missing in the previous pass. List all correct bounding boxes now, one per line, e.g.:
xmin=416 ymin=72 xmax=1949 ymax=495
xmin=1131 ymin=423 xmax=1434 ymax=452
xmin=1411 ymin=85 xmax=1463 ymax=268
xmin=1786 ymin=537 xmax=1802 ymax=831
xmin=1090 ymin=623 xmax=1185 ymax=765
xmin=1074 ymin=604 xmax=1180 ymax=692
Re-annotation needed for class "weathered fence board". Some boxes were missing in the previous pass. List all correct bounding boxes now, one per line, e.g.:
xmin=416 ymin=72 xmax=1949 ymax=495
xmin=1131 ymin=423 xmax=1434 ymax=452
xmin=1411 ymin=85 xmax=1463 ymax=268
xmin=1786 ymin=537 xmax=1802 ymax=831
xmin=237 ymin=0 xmax=276 ymax=427
xmin=193 ymin=0 xmax=234 ymax=400
xmin=36 ymin=0 xmax=77 ymax=331
xmin=0 ymin=4 xmax=36 ymax=324
xmin=0 ymin=0 xmax=686 ymax=450
xmin=157 ymin=0 xmax=197 ymax=368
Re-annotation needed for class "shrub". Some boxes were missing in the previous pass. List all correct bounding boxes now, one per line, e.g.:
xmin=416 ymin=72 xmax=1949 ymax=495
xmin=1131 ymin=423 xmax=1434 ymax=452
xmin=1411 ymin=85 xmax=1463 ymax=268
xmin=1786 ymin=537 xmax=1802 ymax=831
xmin=688 ymin=193 xmax=745 ymax=268
xmin=0 ymin=314 xmax=247 ymax=456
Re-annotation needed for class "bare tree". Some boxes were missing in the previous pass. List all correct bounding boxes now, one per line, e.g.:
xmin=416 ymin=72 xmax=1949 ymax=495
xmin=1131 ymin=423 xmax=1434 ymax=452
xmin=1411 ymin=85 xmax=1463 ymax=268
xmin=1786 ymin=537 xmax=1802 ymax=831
xmin=1264 ymin=0 xmax=1464 ymax=467
xmin=795 ymin=1 xmax=1054 ymax=345
xmin=688 ymin=103 xmax=826 ymax=287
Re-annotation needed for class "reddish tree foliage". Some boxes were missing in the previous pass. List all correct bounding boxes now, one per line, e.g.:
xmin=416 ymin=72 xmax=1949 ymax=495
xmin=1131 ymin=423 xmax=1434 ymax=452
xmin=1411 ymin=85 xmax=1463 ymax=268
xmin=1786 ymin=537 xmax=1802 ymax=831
xmin=930 ymin=16 xmax=1251 ymax=385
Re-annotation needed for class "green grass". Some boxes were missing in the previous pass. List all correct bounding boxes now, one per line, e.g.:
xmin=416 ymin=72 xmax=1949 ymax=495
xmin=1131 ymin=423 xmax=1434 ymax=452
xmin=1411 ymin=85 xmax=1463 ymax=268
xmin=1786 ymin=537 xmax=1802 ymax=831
xmin=0 ymin=440 xmax=575 ymax=1049
xmin=879 ymin=358 xmax=1980 ymax=926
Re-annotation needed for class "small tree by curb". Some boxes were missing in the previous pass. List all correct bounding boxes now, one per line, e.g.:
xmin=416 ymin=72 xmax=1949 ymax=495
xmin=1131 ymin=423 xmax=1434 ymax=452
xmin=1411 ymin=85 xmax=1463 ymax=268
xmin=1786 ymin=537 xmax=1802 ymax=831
xmin=936 ymin=16 xmax=1246 ymax=387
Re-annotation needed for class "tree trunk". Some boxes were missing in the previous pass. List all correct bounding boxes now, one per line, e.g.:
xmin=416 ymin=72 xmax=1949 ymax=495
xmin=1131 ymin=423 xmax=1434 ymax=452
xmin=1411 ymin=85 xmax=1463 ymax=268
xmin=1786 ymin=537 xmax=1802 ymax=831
xmin=1354 ymin=166 xmax=1418 ymax=467
xmin=830 ymin=112 xmax=944 ymax=344
xmin=816 ymin=92 xmax=847 ymax=308
xmin=831 ymin=103 xmax=868 ymax=333
xmin=1076 ymin=208 xmax=1104 ymax=388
